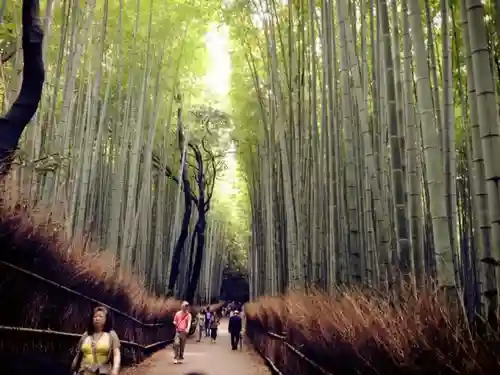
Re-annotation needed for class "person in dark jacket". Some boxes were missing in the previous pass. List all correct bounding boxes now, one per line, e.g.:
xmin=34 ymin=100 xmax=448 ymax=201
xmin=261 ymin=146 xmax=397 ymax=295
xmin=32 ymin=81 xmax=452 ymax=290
xmin=228 ymin=310 xmax=242 ymax=350
xmin=204 ymin=307 xmax=212 ymax=337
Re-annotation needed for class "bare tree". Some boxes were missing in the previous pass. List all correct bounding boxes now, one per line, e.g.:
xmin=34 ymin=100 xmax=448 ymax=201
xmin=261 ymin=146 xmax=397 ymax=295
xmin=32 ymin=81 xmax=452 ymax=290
xmin=0 ymin=0 xmax=44 ymax=176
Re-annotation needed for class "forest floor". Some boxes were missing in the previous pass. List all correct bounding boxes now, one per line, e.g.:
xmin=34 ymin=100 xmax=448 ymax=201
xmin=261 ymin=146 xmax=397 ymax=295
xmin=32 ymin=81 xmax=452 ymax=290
xmin=125 ymin=319 xmax=271 ymax=375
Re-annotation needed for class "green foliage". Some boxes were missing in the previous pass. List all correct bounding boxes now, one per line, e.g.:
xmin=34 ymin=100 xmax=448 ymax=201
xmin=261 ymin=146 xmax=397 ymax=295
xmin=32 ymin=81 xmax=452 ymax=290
xmin=187 ymin=105 xmax=233 ymax=152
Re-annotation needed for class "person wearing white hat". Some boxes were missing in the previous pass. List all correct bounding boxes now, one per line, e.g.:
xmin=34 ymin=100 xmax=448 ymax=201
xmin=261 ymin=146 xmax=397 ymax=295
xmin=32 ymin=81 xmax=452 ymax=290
xmin=228 ymin=310 xmax=242 ymax=350
xmin=173 ymin=301 xmax=191 ymax=364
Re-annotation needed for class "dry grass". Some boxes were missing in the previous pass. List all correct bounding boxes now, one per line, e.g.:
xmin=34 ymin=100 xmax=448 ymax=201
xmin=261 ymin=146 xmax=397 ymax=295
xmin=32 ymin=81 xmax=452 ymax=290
xmin=245 ymin=288 xmax=500 ymax=375
xmin=207 ymin=301 xmax=225 ymax=313
xmin=0 ymin=181 xmax=181 ymax=322
xmin=0 ymin=179 xmax=181 ymax=372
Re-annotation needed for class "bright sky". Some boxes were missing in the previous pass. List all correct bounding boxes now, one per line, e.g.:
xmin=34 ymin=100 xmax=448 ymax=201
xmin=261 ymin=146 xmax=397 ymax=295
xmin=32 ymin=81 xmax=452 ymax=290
xmin=203 ymin=23 xmax=238 ymax=198
xmin=203 ymin=23 xmax=231 ymax=102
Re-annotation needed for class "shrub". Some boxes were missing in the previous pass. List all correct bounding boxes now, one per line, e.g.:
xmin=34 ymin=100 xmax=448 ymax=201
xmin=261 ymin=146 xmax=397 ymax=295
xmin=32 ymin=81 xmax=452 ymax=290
xmin=245 ymin=288 xmax=500 ymax=375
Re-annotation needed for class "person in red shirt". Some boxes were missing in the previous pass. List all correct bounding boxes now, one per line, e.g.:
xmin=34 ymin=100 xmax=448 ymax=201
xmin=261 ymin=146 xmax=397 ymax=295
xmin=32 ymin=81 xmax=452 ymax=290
xmin=173 ymin=301 xmax=192 ymax=364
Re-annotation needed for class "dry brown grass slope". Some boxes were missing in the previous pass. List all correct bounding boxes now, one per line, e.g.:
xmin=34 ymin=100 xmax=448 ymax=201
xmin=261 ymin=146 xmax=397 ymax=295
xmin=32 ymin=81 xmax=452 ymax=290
xmin=245 ymin=288 xmax=500 ymax=375
xmin=0 ymin=180 xmax=179 ymax=373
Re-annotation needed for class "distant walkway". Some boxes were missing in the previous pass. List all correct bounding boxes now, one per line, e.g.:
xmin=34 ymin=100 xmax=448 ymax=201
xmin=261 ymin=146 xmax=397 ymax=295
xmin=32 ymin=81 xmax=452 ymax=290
xmin=129 ymin=319 xmax=271 ymax=375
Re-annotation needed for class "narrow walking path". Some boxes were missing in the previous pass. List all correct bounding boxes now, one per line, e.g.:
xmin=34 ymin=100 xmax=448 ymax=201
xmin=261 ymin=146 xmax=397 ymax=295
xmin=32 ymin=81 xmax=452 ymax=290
xmin=134 ymin=319 xmax=271 ymax=375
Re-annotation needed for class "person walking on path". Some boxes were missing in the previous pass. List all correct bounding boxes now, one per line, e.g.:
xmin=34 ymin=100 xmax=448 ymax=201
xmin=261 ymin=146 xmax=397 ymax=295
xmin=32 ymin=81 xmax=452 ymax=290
xmin=173 ymin=301 xmax=192 ymax=364
xmin=196 ymin=308 xmax=206 ymax=342
xmin=204 ymin=307 xmax=212 ymax=337
xmin=71 ymin=306 xmax=121 ymax=375
xmin=209 ymin=311 xmax=220 ymax=343
xmin=228 ymin=310 xmax=243 ymax=351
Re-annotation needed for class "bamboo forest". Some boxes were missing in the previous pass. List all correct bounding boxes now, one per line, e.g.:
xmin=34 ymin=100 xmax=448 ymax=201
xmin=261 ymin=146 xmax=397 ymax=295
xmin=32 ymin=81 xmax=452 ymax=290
xmin=1 ymin=0 xmax=500 ymax=374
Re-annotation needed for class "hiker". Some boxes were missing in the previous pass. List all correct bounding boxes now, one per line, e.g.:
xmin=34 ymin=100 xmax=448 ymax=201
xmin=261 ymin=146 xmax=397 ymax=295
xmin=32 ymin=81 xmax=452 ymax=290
xmin=209 ymin=311 xmax=220 ymax=343
xmin=173 ymin=301 xmax=192 ymax=364
xmin=204 ymin=307 xmax=212 ymax=337
xmin=196 ymin=308 xmax=205 ymax=342
xmin=71 ymin=306 xmax=121 ymax=375
xmin=0 ymin=0 xmax=45 ymax=177
xmin=228 ymin=310 xmax=243 ymax=350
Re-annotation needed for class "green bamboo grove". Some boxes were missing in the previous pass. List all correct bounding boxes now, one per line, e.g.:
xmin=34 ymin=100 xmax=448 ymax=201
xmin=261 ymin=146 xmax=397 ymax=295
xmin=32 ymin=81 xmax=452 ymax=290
xmin=2 ymin=0 xmax=500 ymax=316
xmin=226 ymin=0 xmax=500 ymax=318
xmin=0 ymin=0 xmax=239 ymax=303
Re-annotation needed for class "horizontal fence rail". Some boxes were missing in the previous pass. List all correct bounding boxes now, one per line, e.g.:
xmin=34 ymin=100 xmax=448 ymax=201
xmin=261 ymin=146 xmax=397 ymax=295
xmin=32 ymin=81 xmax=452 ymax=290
xmin=0 ymin=325 xmax=173 ymax=351
xmin=266 ymin=331 xmax=333 ymax=375
xmin=252 ymin=345 xmax=285 ymax=375
xmin=0 ymin=259 xmax=177 ymax=372
xmin=0 ymin=260 xmax=165 ymax=327
xmin=245 ymin=320 xmax=333 ymax=375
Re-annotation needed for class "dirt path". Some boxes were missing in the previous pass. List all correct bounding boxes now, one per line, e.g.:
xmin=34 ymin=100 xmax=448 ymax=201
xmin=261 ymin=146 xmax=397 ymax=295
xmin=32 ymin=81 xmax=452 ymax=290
xmin=131 ymin=319 xmax=271 ymax=375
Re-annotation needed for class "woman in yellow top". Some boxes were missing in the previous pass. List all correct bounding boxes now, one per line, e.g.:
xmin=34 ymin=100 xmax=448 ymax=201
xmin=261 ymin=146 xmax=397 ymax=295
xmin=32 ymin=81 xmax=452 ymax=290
xmin=71 ymin=306 xmax=121 ymax=375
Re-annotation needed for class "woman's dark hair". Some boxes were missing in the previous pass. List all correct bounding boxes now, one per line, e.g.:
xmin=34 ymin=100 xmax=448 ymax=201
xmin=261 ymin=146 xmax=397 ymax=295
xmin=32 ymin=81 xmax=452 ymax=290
xmin=86 ymin=306 xmax=113 ymax=334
